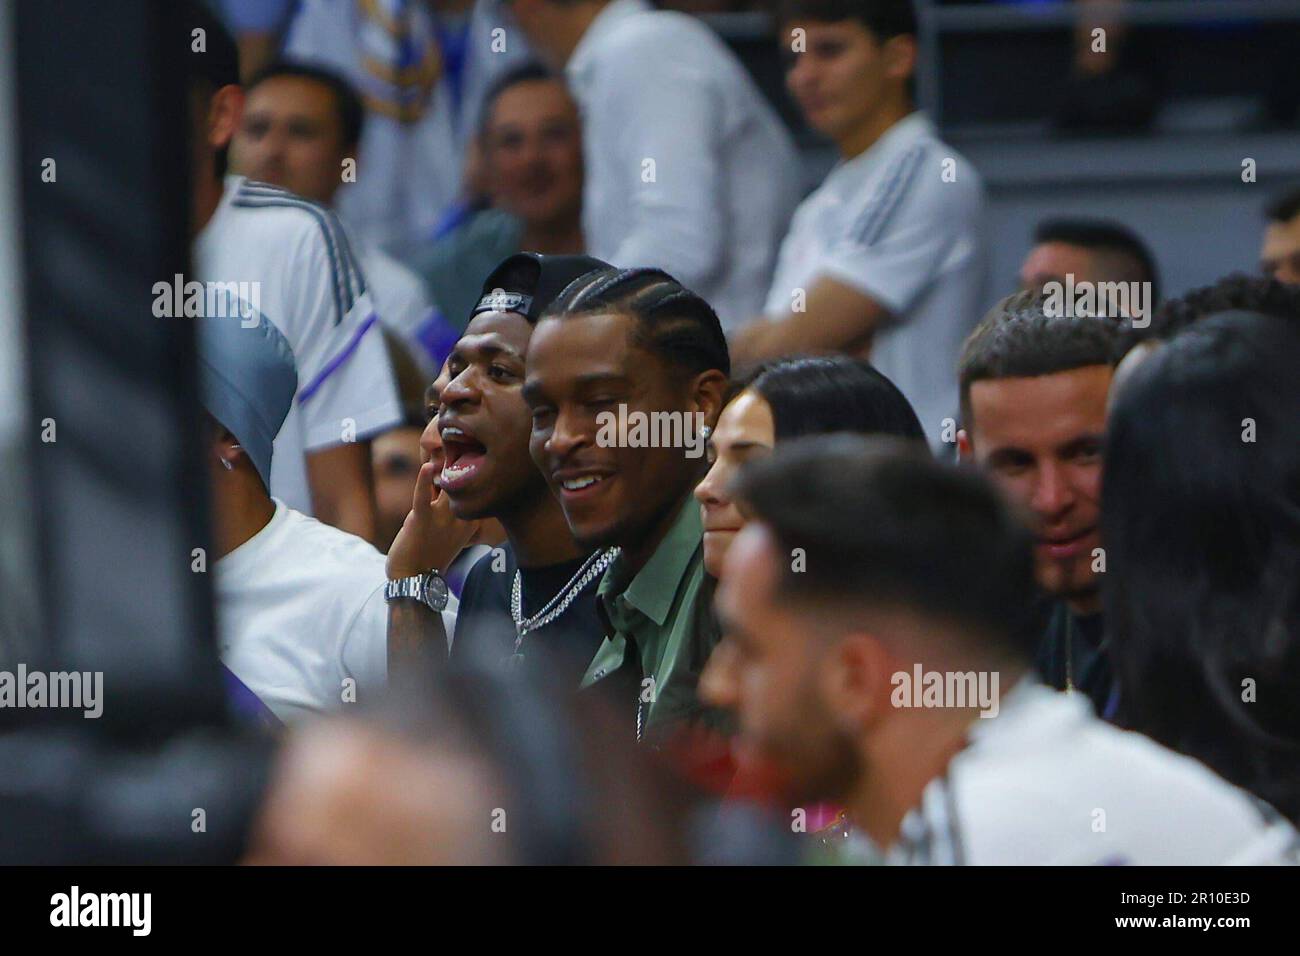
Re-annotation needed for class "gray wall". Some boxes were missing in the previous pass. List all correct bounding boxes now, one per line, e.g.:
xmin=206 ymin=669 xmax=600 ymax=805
xmin=954 ymin=130 xmax=1300 ymax=304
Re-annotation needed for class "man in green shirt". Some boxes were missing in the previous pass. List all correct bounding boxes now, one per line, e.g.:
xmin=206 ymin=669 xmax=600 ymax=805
xmin=523 ymin=266 xmax=730 ymax=739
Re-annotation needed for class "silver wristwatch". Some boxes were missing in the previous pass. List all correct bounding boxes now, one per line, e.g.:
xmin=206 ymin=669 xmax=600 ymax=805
xmin=384 ymin=570 xmax=450 ymax=612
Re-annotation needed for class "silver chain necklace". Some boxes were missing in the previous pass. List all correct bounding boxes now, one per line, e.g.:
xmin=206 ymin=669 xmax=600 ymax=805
xmin=506 ymin=547 xmax=620 ymax=666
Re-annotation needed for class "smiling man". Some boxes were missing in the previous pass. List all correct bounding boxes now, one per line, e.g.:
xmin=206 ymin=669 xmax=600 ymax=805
xmin=437 ymin=253 xmax=616 ymax=687
xmin=383 ymin=253 xmax=611 ymax=687
xmin=524 ymin=267 xmax=730 ymax=739
xmin=401 ymin=64 xmax=587 ymax=331
xmin=957 ymin=291 xmax=1132 ymax=716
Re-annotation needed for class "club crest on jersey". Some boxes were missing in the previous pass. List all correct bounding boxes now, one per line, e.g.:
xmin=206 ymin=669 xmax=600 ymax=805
xmin=152 ymin=274 xmax=262 ymax=327
xmin=473 ymin=288 xmax=532 ymax=317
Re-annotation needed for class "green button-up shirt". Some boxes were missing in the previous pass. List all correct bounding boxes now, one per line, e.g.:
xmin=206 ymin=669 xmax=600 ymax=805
xmin=580 ymin=496 xmax=724 ymax=737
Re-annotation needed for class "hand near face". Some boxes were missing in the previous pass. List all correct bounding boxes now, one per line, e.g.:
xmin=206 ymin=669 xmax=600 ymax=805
xmin=386 ymin=459 xmax=481 ymax=580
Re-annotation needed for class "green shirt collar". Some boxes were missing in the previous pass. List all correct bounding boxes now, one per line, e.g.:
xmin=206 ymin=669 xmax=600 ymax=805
xmin=600 ymin=495 xmax=703 ymax=627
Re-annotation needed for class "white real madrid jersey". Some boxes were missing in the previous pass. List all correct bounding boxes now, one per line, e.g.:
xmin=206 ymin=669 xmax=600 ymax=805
xmin=195 ymin=176 xmax=402 ymax=514
xmin=764 ymin=112 xmax=988 ymax=449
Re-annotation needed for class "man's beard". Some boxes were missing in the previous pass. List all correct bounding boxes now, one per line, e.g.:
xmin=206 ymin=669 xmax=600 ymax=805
xmin=767 ymin=691 xmax=861 ymax=806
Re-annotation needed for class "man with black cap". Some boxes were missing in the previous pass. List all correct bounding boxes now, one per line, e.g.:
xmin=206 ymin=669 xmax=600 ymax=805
xmin=200 ymin=305 xmax=456 ymax=724
xmin=386 ymin=253 xmax=615 ymax=690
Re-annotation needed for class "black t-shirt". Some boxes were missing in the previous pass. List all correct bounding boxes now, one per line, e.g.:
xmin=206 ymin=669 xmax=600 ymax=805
xmin=450 ymin=542 xmax=610 ymax=690
xmin=1033 ymin=602 xmax=1115 ymax=718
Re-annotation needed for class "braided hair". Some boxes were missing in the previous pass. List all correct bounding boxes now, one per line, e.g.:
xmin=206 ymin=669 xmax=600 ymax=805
xmin=542 ymin=267 xmax=731 ymax=379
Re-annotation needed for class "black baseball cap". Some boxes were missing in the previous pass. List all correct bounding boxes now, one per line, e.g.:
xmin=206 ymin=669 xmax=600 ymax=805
xmin=473 ymin=253 xmax=612 ymax=323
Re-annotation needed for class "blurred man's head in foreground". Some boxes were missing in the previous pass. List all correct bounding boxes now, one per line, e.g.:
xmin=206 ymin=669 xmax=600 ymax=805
xmin=709 ymin=437 xmax=1038 ymax=810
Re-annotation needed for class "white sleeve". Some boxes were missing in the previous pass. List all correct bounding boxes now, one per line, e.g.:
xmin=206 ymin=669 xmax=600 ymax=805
xmin=1225 ymin=820 xmax=1300 ymax=864
xmin=817 ymin=144 xmax=959 ymax=317
xmin=339 ymin=588 xmax=458 ymax=694
xmin=283 ymin=222 xmax=402 ymax=450
xmin=367 ymin=251 xmax=439 ymax=340
xmin=372 ymin=259 xmax=450 ymax=376
xmin=282 ymin=0 xmax=334 ymax=61
xmin=339 ymin=585 xmax=389 ymax=705
xmin=598 ymin=54 xmax=725 ymax=290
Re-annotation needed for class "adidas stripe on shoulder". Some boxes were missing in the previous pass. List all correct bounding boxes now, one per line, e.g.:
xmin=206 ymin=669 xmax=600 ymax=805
xmin=231 ymin=180 xmax=367 ymax=326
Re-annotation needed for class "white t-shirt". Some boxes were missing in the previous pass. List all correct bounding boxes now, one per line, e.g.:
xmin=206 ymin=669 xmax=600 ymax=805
xmin=846 ymin=681 xmax=1299 ymax=865
xmin=215 ymin=500 xmax=457 ymax=724
xmin=285 ymin=0 xmax=531 ymax=248
xmin=763 ymin=112 xmax=988 ymax=448
xmin=195 ymin=176 xmax=403 ymax=514
xmin=359 ymin=242 xmax=445 ymax=379
xmin=566 ymin=0 xmax=800 ymax=330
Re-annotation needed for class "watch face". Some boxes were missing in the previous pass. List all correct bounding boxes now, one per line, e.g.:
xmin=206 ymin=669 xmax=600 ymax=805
xmin=422 ymin=573 xmax=449 ymax=610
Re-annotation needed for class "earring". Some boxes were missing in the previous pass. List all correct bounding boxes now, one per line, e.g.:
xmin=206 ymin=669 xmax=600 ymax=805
xmin=701 ymin=425 xmax=712 ymax=440
xmin=220 ymin=457 xmax=233 ymax=471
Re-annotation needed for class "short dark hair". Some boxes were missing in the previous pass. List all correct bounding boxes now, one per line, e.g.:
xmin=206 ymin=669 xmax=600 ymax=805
xmin=775 ymin=0 xmax=917 ymax=39
xmin=1103 ymin=309 xmax=1300 ymax=822
xmin=744 ymin=355 xmax=926 ymax=444
xmin=1265 ymin=187 xmax=1300 ymax=225
xmin=478 ymin=62 xmax=567 ymax=140
xmin=181 ymin=1 xmax=240 ymax=177
xmin=1149 ymin=273 xmax=1300 ymax=340
xmin=734 ymin=435 xmax=1041 ymax=659
xmin=1033 ymin=217 xmax=1159 ymax=303
xmin=543 ymin=267 xmax=731 ymax=379
xmin=182 ymin=1 xmax=239 ymax=93
xmin=246 ymin=60 xmax=366 ymax=150
xmin=958 ymin=290 xmax=1133 ymax=427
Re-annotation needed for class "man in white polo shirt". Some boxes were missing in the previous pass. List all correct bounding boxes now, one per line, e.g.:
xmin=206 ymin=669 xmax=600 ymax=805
xmin=731 ymin=0 xmax=986 ymax=449
xmin=198 ymin=306 xmax=456 ymax=725
xmin=231 ymin=60 xmax=459 ymax=379
xmin=506 ymin=0 xmax=801 ymax=330
xmin=185 ymin=9 xmax=403 ymax=542
xmin=707 ymin=437 xmax=1299 ymax=865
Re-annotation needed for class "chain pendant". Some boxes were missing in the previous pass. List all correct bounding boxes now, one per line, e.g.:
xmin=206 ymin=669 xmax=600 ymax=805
xmin=508 ymin=548 xmax=620 ymax=658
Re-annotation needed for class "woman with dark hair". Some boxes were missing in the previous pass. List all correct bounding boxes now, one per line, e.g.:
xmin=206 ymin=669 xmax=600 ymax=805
xmin=690 ymin=356 xmax=926 ymax=835
xmin=1103 ymin=309 xmax=1300 ymax=824
xmin=694 ymin=355 xmax=926 ymax=579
